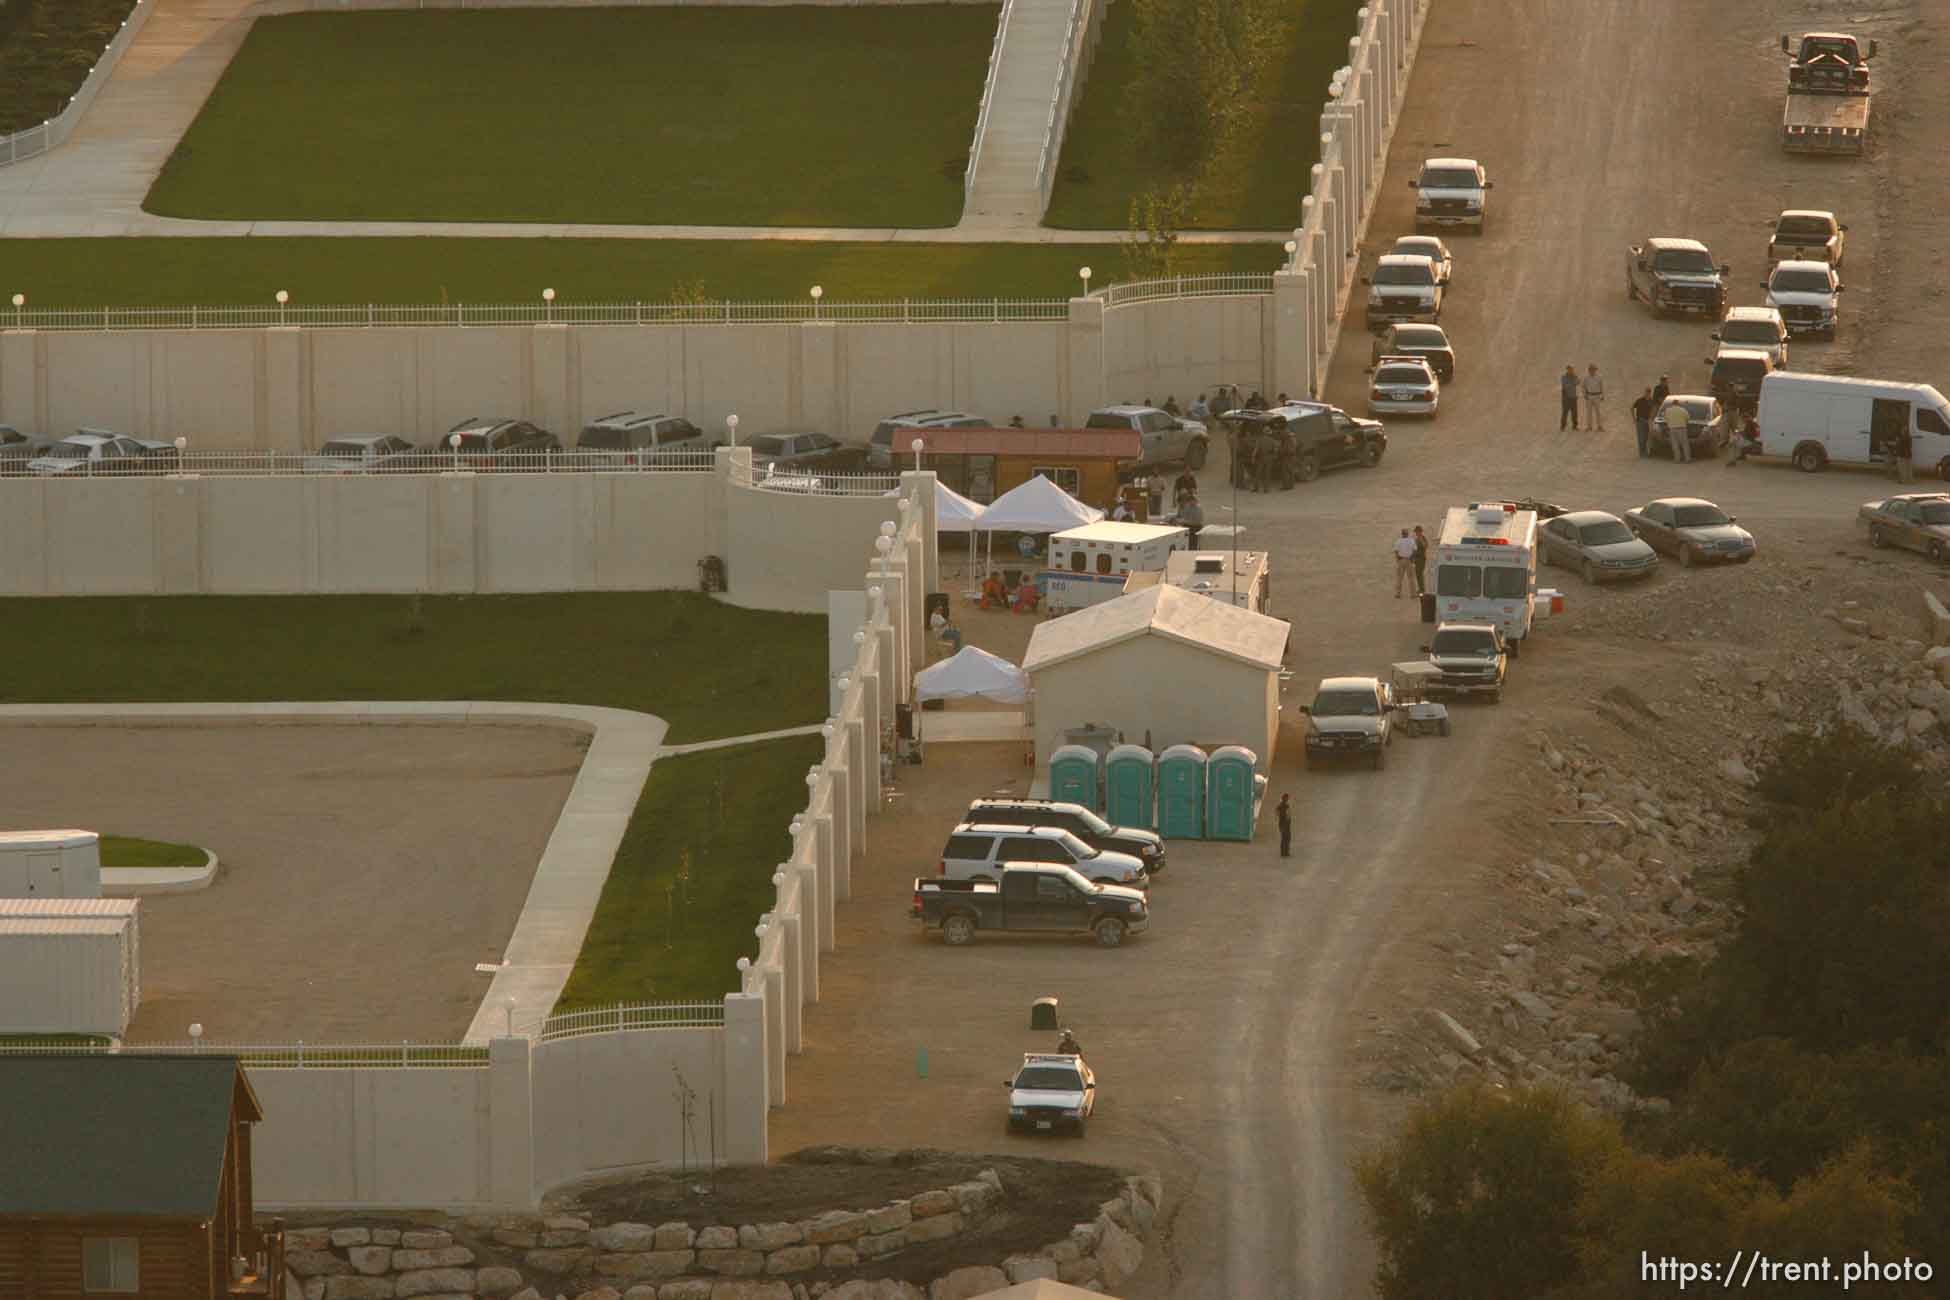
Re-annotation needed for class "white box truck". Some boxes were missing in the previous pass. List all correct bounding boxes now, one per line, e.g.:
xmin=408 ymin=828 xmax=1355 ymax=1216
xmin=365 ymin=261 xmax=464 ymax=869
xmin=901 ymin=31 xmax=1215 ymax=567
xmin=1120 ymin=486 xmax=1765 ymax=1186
xmin=1756 ymin=372 xmax=1950 ymax=476
xmin=0 ymin=829 xmax=103 ymax=899
xmin=1044 ymin=521 xmax=1189 ymax=612
xmin=1431 ymin=503 xmax=1546 ymax=655
xmin=0 ymin=897 xmax=140 ymax=1037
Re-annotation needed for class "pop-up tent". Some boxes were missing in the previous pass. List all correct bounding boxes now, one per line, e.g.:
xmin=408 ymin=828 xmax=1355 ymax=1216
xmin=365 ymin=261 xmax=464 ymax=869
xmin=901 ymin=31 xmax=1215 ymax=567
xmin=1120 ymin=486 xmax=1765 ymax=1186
xmin=886 ymin=479 xmax=984 ymax=533
xmin=914 ymin=645 xmax=1029 ymax=704
xmin=971 ymin=474 xmax=1105 ymax=580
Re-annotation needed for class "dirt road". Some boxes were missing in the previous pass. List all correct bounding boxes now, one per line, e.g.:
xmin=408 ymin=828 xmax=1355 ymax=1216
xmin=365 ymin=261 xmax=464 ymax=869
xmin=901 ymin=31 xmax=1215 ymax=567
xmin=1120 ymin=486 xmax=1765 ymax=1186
xmin=0 ymin=723 xmax=584 ymax=1042
xmin=779 ymin=0 xmax=1947 ymax=1294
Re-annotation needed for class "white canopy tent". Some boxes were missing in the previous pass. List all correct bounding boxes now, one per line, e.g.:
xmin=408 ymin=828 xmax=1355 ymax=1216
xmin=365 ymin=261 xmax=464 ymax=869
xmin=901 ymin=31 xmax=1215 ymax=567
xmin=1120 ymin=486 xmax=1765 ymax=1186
xmin=887 ymin=479 xmax=985 ymax=533
xmin=914 ymin=645 xmax=1030 ymax=704
xmin=971 ymin=474 xmax=1106 ymax=586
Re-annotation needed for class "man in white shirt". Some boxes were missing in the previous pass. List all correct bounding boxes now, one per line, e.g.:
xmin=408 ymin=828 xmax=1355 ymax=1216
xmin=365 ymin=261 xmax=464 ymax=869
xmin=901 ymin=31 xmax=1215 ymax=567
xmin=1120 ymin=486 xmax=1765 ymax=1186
xmin=1583 ymin=364 xmax=1606 ymax=432
xmin=1392 ymin=529 xmax=1417 ymax=598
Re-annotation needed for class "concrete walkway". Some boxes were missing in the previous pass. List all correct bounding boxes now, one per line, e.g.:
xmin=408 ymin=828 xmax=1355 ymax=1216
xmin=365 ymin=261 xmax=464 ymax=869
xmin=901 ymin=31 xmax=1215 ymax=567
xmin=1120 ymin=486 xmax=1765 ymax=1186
xmin=658 ymin=723 xmax=826 ymax=756
xmin=960 ymin=0 xmax=1076 ymax=229
xmin=0 ymin=0 xmax=1286 ymax=245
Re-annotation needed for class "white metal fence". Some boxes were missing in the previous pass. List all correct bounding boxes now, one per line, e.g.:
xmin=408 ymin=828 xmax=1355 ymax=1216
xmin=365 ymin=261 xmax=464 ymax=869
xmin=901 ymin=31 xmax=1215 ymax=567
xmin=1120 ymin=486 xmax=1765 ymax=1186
xmin=0 ymin=1 xmax=156 ymax=170
xmin=0 ymin=1038 xmax=490 ymax=1067
xmin=964 ymin=0 xmax=1019 ymax=206
xmin=535 ymin=1000 xmax=725 ymax=1041
xmin=732 ymin=460 xmax=904 ymax=496
xmin=0 ymin=297 xmax=1076 ymax=331
xmin=1099 ymin=272 xmax=1276 ymax=306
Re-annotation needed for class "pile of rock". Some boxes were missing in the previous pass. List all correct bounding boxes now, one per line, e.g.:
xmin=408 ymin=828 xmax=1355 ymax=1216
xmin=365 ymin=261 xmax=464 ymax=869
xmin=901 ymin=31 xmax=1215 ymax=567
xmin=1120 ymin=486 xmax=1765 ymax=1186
xmin=284 ymin=1171 xmax=1163 ymax=1300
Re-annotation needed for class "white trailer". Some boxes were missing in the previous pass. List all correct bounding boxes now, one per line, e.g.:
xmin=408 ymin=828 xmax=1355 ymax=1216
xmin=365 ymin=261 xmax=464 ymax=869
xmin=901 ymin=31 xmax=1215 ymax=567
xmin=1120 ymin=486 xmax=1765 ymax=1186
xmin=1044 ymin=521 xmax=1189 ymax=612
xmin=1431 ymin=503 xmax=1542 ymax=653
xmin=0 ymin=897 xmax=141 ymax=1038
xmin=0 ymin=828 xmax=104 ymax=899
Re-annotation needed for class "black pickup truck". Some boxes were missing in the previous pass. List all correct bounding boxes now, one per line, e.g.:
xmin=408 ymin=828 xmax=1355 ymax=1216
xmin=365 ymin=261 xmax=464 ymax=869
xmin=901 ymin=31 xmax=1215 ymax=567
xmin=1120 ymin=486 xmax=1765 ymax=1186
xmin=912 ymin=866 xmax=1149 ymax=948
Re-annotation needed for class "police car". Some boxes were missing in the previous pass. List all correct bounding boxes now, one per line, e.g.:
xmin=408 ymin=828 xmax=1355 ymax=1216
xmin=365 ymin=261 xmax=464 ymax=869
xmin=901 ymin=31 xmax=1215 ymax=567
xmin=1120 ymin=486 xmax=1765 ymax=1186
xmin=1005 ymin=1052 xmax=1096 ymax=1136
xmin=1367 ymin=355 xmax=1441 ymax=418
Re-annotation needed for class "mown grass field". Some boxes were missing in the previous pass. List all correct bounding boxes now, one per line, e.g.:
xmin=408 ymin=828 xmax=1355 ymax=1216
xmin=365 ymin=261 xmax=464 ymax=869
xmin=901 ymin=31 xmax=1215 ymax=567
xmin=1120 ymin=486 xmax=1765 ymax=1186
xmin=99 ymin=834 xmax=206 ymax=868
xmin=554 ymin=737 xmax=822 ymax=1008
xmin=144 ymin=8 xmax=996 ymax=228
xmin=0 ymin=237 xmax=1277 ymax=307
xmin=0 ymin=592 xmax=824 ymax=745
xmin=1045 ymin=0 xmax=1366 ymax=229
xmin=0 ymin=0 xmax=138 ymax=133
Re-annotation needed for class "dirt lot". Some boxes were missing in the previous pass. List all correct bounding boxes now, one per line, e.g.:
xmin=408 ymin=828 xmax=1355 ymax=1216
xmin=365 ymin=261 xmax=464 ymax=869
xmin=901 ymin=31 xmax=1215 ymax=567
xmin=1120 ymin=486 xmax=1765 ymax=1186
xmin=774 ymin=0 xmax=1950 ymax=1295
xmin=0 ymin=722 xmax=585 ymax=1042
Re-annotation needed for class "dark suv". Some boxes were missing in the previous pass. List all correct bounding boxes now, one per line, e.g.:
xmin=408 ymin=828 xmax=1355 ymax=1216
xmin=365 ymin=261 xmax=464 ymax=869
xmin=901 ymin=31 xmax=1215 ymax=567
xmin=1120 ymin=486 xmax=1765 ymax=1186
xmin=1226 ymin=403 xmax=1386 ymax=484
xmin=964 ymin=799 xmax=1165 ymax=876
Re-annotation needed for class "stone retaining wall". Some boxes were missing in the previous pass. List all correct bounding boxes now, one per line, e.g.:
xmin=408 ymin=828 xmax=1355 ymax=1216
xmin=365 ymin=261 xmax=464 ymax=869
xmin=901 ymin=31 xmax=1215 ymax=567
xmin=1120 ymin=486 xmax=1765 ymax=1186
xmin=286 ymin=1170 xmax=1161 ymax=1300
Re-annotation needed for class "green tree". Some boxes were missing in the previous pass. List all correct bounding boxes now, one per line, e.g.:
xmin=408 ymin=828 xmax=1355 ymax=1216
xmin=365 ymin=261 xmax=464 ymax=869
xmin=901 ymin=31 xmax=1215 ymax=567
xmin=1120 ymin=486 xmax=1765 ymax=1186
xmin=1358 ymin=1083 xmax=1620 ymax=1300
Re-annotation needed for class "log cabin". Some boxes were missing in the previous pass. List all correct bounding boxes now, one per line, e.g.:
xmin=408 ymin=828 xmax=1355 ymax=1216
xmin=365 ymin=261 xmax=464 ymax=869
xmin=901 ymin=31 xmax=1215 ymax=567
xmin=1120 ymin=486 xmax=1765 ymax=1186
xmin=0 ymin=1054 xmax=283 ymax=1299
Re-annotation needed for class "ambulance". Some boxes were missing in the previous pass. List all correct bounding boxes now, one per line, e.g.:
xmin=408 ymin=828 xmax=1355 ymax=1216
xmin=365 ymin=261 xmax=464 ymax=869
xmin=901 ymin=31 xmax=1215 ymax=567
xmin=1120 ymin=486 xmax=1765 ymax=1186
xmin=1430 ymin=502 xmax=1561 ymax=655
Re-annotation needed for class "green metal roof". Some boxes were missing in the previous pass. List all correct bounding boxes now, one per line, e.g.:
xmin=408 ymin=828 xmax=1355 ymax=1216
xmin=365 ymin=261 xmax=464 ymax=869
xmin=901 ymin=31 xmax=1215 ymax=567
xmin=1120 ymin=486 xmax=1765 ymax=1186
xmin=0 ymin=1055 xmax=259 ymax=1218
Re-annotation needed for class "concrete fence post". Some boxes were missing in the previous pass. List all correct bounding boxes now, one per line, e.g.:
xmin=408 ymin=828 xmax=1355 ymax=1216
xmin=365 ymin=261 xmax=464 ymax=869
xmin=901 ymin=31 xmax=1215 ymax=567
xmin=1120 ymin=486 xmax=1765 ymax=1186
xmin=1064 ymin=295 xmax=1107 ymax=426
xmin=843 ymin=712 xmax=869 ymax=859
xmin=814 ymin=808 xmax=837 ymax=908
xmin=488 ymin=1036 xmax=536 ymax=1210
xmin=825 ymin=757 xmax=851 ymax=902
xmin=721 ymin=993 xmax=768 ymax=1163
xmin=795 ymin=860 xmax=825 ymax=980
xmin=762 ymin=960 xmax=786 ymax=1105
xmin=779 ymin=914 xmax=803 ymax=1053
xmin=1271 ymin=269 xmax=1315 ymax=411
xmin=902 ymin=471 xmax=940 ymax=600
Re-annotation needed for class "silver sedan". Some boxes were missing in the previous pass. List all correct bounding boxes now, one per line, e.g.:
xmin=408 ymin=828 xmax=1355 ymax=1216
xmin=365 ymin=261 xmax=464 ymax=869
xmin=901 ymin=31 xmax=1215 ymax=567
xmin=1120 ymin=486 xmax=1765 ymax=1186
xmin=1539 ymin=510 xmax=1660 ymax=584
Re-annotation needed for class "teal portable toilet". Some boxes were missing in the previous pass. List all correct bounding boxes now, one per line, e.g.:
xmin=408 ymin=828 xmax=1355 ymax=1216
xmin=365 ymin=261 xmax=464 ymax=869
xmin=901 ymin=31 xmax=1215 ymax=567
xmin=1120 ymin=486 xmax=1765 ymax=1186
xmin=1103 ymin=744 xmax=1156 ymax=829
xmin=1206 ymin=746 xmax=1260 ymax=841
xmin=1049 ymin=744 xmax=1102 ymax=812
xmin=1157 ymin=744 xmax=1207 ymax=839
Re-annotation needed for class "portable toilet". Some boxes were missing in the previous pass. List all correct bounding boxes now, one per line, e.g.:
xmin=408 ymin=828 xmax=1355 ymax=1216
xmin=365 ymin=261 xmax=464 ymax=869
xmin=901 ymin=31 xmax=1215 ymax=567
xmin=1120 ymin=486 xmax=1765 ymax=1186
xmin=1103 ymin=744 xmax=1156 ymax=829
xmin=1049 ymin=744 xmax=1102 ymax=812
xmin=1206 ymin=746 xmax=1261 ymax=841
xmin=1157 ymin=744 xmax=1208 ymax=839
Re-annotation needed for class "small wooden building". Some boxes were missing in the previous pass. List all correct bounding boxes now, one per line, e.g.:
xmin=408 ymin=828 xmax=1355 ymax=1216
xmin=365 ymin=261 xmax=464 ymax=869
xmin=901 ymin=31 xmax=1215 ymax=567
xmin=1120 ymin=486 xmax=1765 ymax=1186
xmin=905 ymin=427 xmax=1141 ymax=507
xmin=0 ymin=1054 xmax=282 ymax=1299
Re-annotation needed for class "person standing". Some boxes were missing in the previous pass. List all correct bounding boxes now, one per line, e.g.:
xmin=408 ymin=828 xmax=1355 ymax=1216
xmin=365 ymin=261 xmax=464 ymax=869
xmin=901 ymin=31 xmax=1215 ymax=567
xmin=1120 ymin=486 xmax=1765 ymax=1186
xmin=1164 ymin=395 xmax=1182 ymax=416
xmin=1896 ymin=425 xmax=1915 ymax=483
xmin=1559 ymin=365 xmax=1580 ymax=431
xmin=1178 ymin=493 xmax=1204 ymax=547
xmin=1652 ymin=374 xmax=1671 ymax=407
xmin=1392 ymin=529 xmax=1417 ymax=598
xmin=1663 ymin=403 xmax=1694 ymax=463
xmin=1631 ymin=388 xmax=1656 ymax=458
xmin=1190 ymin=392 xmax=1210 ymax=422
xmin=1173 ymin=466 xmax=1198 ymax=509
xmin=1583 ymin=364 xmax=1606 ymax=431
xmin=1411 ymin=524 xmax=1430 ymax=597
xmin=1276 ymin=794 xmax=1293 ymax=859
xmin=1254 ymin=427 xmax=1276 ymax=493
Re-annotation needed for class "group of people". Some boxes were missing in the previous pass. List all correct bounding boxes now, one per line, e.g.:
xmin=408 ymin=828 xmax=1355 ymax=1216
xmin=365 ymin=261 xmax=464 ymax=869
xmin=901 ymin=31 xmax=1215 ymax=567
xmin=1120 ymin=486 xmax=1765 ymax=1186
xmin=977 ymin=571 xmax=1041 ymax=614
xmin=1232 ymin=417 xmax=1296 ymax=493
xmin=1390 ymin=525 xmax=1432 ymax=599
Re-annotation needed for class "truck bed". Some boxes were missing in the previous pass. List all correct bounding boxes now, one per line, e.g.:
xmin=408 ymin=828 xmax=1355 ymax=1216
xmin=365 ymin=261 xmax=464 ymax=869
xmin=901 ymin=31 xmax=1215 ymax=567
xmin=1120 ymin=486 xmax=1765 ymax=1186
xmin=1782 ymin=93 xmax=1869 ymax=153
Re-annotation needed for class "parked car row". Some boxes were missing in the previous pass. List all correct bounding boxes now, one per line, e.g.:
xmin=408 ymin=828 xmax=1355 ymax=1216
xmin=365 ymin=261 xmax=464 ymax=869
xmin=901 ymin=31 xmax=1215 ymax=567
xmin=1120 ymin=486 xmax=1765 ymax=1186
xmin=0 ymin=428 xmax=182 ymax=476
xmin=910 ymin=797 xmax=1167 ymax=949
xmin=1535 ymin=498 xmax=1757 ymax=584
xmin=1361 ymin=158 xmax=1491 ymax=420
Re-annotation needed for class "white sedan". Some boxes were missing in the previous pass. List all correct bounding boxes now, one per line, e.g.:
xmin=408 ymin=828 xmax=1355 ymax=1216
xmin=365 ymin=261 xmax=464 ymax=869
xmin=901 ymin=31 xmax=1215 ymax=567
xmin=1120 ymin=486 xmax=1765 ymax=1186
xmin=1367 ymin=356 xmax=1441 ymax=418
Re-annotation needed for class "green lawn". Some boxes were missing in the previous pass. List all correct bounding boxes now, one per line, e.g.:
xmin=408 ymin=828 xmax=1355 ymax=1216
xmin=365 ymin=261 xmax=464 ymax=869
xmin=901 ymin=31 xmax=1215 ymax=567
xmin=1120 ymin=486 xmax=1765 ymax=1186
xmin=0 ymin=0 xmax=138 ymax=133
xmin=0 ymin=237 xmax=1276 ymax=307
xmin=0 ymin=593 xmax=824 ymax=745
xmin=1045 ymin=0 xmax=1365 ymax=229
xmin=144 ymin=8 xmax=996 ymax=228
xmin=99 ymin=834 xmax=206 ymax=868
xmin=554 ymin=736 xmax=823 ymax=1009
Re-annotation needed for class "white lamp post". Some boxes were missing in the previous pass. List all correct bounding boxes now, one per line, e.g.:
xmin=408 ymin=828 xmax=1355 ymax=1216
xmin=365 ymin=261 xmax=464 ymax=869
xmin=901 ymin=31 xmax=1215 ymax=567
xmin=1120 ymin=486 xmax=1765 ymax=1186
xmin=275 ymin=288 xmax=289 ymax=326
xmin=542 ymin=286 xmax=555 ymax=323
xmin=1078 ymin=265 xmax=1092 ymax=296
xmin=911 ymin=436 xmax=925 ymax=472
xmin=1284 ymin=239 xmax=1298 ymax=269
xmin=10 ymin=292 xmax=21 ymax=327
xmin=173 ymin=436 xmax=187 ymax=471
xmin=726 ymin=413 xmax=739 ymax=447
xmin=448 ymin=431 xmax=463 ymax=470
xmin=810 ymin=284 xmax=823 ymax=321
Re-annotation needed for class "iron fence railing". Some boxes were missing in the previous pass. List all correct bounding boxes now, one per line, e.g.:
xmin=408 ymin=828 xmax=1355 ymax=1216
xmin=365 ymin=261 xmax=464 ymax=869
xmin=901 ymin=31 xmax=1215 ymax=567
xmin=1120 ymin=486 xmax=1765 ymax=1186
xmin=0 ymin=2 xmax=157 ymax=171
xmin=0 ymin=1039 xmax=490 ymax=1067
xmin=1 ymin=448 xmax=727 ymax=478
xmin=1036 ymin=0 xmax=1096 ymax=211
xmin=965 ymin=0 xmax=1019 ymax=205
xmin=733 ymin=461 xmax=904 ymax=496
xmin=535 ymin=1000 xmax=726 ymax=1042
xmin=1097 ymin=272 xmax=1276 ymax=306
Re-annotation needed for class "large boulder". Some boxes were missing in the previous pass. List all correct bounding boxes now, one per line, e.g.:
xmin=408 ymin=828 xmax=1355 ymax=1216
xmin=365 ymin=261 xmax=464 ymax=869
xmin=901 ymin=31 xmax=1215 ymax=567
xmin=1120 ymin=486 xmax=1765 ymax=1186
xmin=288 ymin=1250 xmax=352 ymax=1278
xmin=737 ymin=1224 xmax=802 ymax=1252
xmin=928 ymin=1266 xmax=1007 ymax=1300
xmin=393 ymin=1247 xmax=475 ymax=1271
xmin=396 ymin=1269 xmax=477 ymax=1298
xmin=476 ymin=1267 xmax=526 ymax=1298
xmin=593 ymin=1224 xmax=659 ymax=1253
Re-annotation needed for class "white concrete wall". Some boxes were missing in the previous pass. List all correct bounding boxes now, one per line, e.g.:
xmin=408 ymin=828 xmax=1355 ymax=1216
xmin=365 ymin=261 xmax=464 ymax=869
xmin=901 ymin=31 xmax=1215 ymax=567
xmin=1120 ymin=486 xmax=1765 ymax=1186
xmin=251 ymin=1066 xmax=496 ymax=1209
xmin=1031 ymin=635 xmax=1277 ymax=770
xmin=529 ymin=1025 xmax=729 ymax=1192
xmin=1103 ymin=294 xmax=1273 ymax=406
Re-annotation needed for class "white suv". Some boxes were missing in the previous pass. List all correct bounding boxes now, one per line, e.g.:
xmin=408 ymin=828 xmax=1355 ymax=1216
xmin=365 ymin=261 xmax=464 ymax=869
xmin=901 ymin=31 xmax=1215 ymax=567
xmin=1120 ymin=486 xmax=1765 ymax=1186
xmin=1409 ymin=157 xmax=1492 ymax=232
xmin=938 ymin=824 xmax=1149 ymax=889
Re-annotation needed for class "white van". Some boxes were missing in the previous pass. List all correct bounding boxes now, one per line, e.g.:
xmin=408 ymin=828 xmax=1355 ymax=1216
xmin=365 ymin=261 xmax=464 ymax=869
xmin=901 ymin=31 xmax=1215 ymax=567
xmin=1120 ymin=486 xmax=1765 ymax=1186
xmin=1756 ymin=373 xmax=1950 ymax=476
xmin=1431 ymin=503 xmax=1539 ymax=655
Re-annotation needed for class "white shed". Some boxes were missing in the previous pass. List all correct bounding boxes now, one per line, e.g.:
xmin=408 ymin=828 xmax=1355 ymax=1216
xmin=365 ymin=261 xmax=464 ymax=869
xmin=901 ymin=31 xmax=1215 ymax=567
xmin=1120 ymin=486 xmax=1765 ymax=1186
xmin=0 ymin=897 xmax=141 ymax=1037
xmin=1023 ymin=584 xmax=1290 ymax=771
xmin=0 ymin=828 xmax=103 ymax=899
